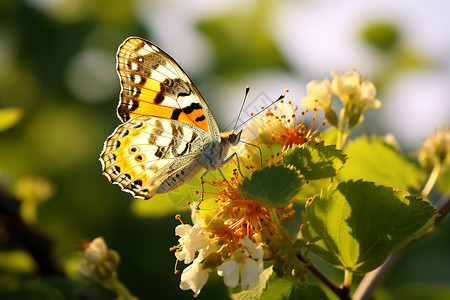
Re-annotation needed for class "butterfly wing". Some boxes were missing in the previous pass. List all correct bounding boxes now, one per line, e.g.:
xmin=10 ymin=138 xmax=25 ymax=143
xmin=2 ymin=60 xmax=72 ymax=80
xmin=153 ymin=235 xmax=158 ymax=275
xmin=100 ymin=116 xmax=213 ymax=199
xmin=116 ymin=37 xmax=221 ymax=143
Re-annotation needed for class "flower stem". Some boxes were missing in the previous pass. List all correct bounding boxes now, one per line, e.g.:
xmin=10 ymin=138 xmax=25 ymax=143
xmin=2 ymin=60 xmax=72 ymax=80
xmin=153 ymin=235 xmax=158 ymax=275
xmin=109 ymin=277 xmax=138 ymax=300
xmin=269 ymin=208 xmax=291 ymax=241
xmin=336 ymin=106 xmax=351 ymax=149
xmin=421 ymin=163 xmax=441 ymax=197
xmin=336 ymin=114 xmax=346 ymax=150
xmin=344 ymin=269 xmax=353 ymax=289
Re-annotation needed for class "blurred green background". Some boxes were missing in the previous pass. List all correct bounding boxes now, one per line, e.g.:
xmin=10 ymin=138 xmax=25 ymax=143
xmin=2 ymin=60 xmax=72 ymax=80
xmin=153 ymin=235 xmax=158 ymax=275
xmin=0 ymin=0 xmax=449 ymax=299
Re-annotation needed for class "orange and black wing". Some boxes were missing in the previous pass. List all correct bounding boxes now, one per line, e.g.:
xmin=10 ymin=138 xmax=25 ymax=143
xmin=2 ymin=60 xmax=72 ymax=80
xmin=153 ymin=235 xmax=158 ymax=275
xmin=116 ymin=37 xmax=221 ymax=142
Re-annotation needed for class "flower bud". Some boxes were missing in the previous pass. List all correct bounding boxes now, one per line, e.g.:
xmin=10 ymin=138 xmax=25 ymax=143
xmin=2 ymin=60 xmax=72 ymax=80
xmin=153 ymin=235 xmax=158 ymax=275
xmin=419 ymin=127 xmax=450 ymax=171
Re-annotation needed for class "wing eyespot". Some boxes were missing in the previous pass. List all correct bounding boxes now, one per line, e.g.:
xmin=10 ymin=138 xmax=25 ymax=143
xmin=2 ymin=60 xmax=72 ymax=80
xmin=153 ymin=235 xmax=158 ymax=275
xmin=129 ymin=146 xmax=139 ymax=154
xmin=135 ymin=154 xmax=146 ymax=162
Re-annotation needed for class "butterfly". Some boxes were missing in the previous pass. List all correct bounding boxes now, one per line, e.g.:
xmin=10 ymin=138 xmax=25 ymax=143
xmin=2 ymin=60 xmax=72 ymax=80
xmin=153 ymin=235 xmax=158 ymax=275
xmin=100 ymin=37 xmax=242 ymax=199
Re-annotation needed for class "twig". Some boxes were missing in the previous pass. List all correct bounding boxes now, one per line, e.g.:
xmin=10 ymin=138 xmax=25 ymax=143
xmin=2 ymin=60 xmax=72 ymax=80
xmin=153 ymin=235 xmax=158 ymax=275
xmin=297 ymin=254 xmax=351 ymax=300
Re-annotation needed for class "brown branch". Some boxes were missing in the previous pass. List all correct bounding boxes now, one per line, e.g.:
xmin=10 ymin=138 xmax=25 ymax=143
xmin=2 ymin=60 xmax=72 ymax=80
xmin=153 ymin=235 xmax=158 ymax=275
xmin=0 ymin=186 xmax=63 ymax=276
xmin=297 ymin=254 xmax=351 ymax=300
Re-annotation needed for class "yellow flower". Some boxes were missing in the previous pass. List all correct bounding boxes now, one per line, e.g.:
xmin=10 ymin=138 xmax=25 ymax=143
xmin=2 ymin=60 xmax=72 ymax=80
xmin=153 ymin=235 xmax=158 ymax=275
xmin=331 ymin=70 xmax=381 ymax=110
xmin=301 ymin=78 xmax=332 ymax=110
xmin=331 ymin=70 xmax=361 ymax=104
xmin=360 ymin=81 xmax=381 ymax=110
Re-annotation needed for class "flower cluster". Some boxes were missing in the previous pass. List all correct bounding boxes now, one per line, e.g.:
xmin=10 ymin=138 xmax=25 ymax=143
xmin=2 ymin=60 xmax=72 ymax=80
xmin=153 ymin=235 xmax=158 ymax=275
xmin=172 ymin=196 xmax=269 ymax=297
xmin=171 ymin=168 xmax=300 ymax=297
xmin=78 ymin=237 xmax=120 ymax=286
xmin=302 ymin=70 xmax=380 ymax=124
xmin=78 ymin=237 xmax=137 ymax=299
xmin=247 ymin=98 xmax=325 ymax=152
xmin=301 ymin=70 xmax=382 ymax=148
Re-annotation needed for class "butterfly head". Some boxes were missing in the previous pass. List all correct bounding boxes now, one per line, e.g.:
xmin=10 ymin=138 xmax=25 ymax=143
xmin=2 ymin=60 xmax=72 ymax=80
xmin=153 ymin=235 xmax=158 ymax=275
xmin=221 ymin=129 xmax=242 ymax=147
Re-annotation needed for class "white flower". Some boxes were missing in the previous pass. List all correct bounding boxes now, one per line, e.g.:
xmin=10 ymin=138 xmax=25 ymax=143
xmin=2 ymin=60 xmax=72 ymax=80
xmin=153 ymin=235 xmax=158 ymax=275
xmin=180 ymin=258 xmax=211 ymax=298
xmin=301 ymin=78 xmax=332 ymax=110
xmin=174 ymin=203 xmax=212 ymax=264
xmin=78 ymin=237 xmax=119 ymax=280
xmin=175 ymin=224 xmax=209 ymax=264
xmin=83 ymin=237 xmax=108 ymax=265
xmin=217 ymin=237 xmax=264 ymax=290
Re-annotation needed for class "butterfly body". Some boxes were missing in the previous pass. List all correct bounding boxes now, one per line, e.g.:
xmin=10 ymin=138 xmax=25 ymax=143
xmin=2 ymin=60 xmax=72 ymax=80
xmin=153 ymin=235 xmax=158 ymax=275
xmin=100 ymin=37 xmax=241 ymax=199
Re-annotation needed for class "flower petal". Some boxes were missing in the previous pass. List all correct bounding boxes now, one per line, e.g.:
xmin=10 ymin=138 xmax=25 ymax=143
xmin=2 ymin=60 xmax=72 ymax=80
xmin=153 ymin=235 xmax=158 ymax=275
xmin=217 ymin=260 xmax=240 ymax=288
xmin=180 ymin=260 xmax=211 ymax=297
xmin=240 ymin=259 xmax=262 ymax=290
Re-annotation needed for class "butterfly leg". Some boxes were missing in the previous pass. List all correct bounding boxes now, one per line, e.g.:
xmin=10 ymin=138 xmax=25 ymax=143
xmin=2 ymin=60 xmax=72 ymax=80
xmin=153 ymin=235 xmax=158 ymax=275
xmin=196 ymin=169 xmax=223 ymax=209
xmin=197 ymin=174 xmax=207 ymax=209
xmin=221 ymin=152 xmax=244 ymax=178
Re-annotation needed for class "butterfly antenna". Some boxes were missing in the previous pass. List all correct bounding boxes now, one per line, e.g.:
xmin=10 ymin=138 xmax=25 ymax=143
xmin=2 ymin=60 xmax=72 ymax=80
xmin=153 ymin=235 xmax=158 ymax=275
xmin=236 ymin=90 xmax=287 ymax=131
xmin=233 ymin=86 xmax=251 ymax=131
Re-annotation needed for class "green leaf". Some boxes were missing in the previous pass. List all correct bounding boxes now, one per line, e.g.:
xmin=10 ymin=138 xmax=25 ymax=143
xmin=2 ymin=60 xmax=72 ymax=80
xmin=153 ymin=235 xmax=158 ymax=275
xmin=239 ymin=165 xmax=303 ymax=207
xmin=260 ymin=277 xmax=293 ymax=300
xmin=283 ymin=141 xmax=347 ymax=180
xmin=361 ymin=22 xmax=400 ymax=51
xmin=231 ymin=267 xmax=274 ymax=300
xmin=339 ymin=136 xmax=421 ymax=193
xmin=0 ymin=108 xmax=23 ymax=132
xmin=301 ymin=180 xmax=438 ymax=273
xmin=288 ymin=283 xmax=329 ymax=300
xmin=261 ymin=277 xmax=328 ymax=300
xmin=232 ymin=268 xmax=328 ymax=300
xmin=320 ymin=128 xmax=339 ymax=146
xmin=262 ymin=278 xmax=329 ymax=300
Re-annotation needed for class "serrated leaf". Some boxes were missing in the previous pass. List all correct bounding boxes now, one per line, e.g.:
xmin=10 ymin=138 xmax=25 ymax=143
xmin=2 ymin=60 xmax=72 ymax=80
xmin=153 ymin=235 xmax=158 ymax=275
xmin=239 ymin=165 xmax=304 ymax=207
xmin=283 ymin=141 xmax=346 ymax=180
xmin=260 ymin=277 xmax=293 ymax=300
xmin=301 ymin=180 xmax=438 ymax=273
xmin=231 ymin=267 xmax=274 ymax=300
xmin=260 ymin=277 xmax=328 ymax=300
xmin=339 ymin=136 xmax=421 ymax=192
xmin=288 ymin=283 xmax=329 ymax=300
xmin=320 ymin=127 xmax=339 ymax=146
xmin=0 ymin=108 xmax=23 ymax=132
xmin=231 ymin=268 xmax=327 ymax=300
